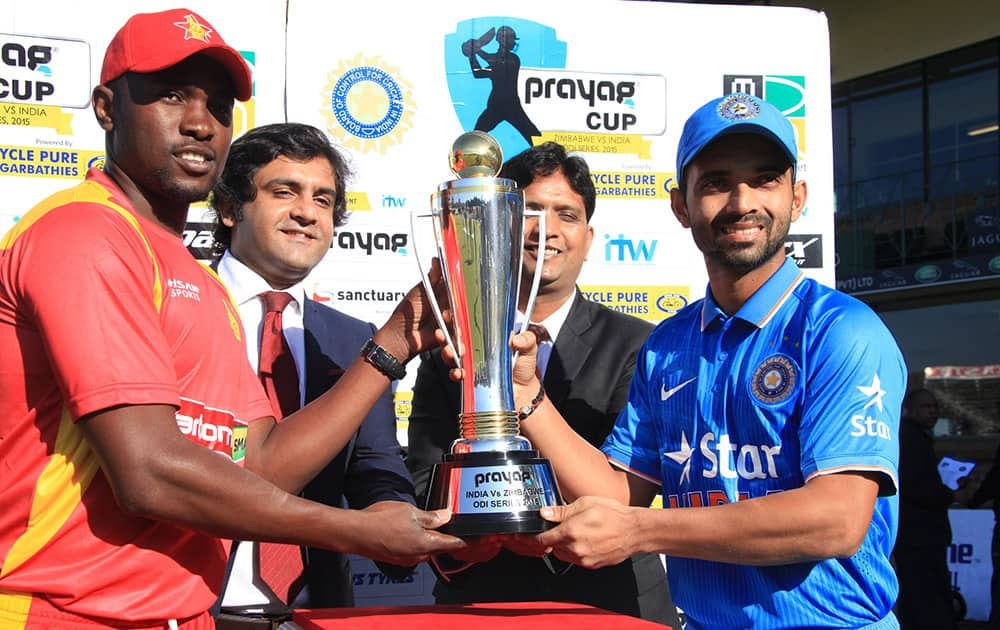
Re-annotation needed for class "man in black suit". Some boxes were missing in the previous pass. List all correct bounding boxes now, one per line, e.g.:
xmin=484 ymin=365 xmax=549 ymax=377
xmin=407 ymin=142 xmax=680 ymax=627
xmin=211 ymin=123 xmax=415 ymax=617
xmin=895 ymin=388 xmax=956 ymax=629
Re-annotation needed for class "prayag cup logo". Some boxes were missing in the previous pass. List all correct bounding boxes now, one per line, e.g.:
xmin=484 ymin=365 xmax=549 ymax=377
xmin=321 ymin=54 xmax=415 ymax=154
xmin=443 ymin=18 xmax=664 ymax=160
xmin=0 ymin=34 xmax=90 ymax=108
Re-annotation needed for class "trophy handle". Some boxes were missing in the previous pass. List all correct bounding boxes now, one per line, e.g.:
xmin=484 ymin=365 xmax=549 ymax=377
xmin=410 ymin=197 xmax=462 ymax=370
xmin=513 ymin=208 xmax=546 ymax=364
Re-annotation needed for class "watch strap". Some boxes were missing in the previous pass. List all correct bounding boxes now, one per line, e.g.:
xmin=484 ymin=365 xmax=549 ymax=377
xmin=517 ymin=383 xmax=546 ymax=421
xmin=360 ymin=338 xmax=406 ymax=381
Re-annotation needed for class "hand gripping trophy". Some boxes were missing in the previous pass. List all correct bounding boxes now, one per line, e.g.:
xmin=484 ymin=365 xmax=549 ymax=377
xmin=412 ymin=131 xmax=563 ymax=536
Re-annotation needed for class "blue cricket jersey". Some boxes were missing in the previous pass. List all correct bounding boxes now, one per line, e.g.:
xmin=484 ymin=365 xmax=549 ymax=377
xmin=602 ymin=258 xmax=906 ymax=629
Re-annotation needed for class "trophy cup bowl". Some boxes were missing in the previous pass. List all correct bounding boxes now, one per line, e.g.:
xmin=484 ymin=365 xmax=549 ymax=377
xmin=411 ymin=131 xmax=563 ymax=536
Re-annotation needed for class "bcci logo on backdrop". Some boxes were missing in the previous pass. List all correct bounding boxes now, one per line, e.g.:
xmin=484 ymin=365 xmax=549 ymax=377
xmin=723 ymin=74 xmax=806 ymax=161
xmin=321 ymin=54 xmax=415 ymax=154
xmin=444 ymin=18 xmax=665 ymax=159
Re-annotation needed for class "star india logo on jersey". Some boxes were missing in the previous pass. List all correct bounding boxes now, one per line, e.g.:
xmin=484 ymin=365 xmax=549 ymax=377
xmin=667 ymin=431 xmax=783 ymax=483
xmin=663 ymin=428 xmax=783 ymax=508
xmin=850 ymin=373 xmax=892 ymax=440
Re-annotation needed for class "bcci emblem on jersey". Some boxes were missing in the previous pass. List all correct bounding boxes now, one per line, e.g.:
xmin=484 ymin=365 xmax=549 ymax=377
xmin=750 ymin=354 xmax=799 ymax=405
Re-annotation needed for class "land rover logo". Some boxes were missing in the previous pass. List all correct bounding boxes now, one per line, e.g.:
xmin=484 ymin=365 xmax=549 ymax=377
xmin=915 ymin=265 xmax=941 ymax=283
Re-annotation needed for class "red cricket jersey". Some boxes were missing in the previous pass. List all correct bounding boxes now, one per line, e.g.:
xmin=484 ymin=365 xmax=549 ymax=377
xmin=0 ymin=169 xmax=272 ymax=624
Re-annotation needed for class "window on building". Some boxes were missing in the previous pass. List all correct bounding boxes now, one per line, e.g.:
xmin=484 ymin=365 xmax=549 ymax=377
xmin=833 ymin=38 xmax=999 ymax=278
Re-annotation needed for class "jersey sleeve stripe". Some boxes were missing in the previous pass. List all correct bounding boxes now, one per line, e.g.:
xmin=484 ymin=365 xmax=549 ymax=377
xmin=0 ymin=407 xmax=100 ymax=578
xmin=0 ymin=182 xmax=92 ymax=251
xmin=608 ymin=456 xmax=661 ymax=485
xmin=1 ymin=180 xmax=164 ymax=313
xmin=102 ymin=199 xmax=163 ymax=314
xmin=805 ymin=464 xmax=899 ymax=495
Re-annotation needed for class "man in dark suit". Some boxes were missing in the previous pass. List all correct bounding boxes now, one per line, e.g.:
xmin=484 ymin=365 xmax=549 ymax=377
xmin=211 ymin=123 xmax=414 ymax=619
xmin=895 ymin=388 xmax=956 ymax=629
xmin=407 ymin=142 xmax=680 ymax=627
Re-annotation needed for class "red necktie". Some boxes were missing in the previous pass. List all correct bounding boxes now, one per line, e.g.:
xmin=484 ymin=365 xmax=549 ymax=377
xmin=526 ymin=322 xmax=550 ymax=343
xmin=258 ymin=291 xmax=300 ymax=421
xmin=256 ymin=291 xmax=304 ymax=603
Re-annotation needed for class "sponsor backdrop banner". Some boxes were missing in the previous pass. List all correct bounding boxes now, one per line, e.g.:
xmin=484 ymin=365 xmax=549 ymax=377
xmin=281 ymin=0 xmax=834 ymax=452
xmin=3 ymin=0 xmax=834 ymax=608
xmin=285 ymin=0 xmax=834 ymax=323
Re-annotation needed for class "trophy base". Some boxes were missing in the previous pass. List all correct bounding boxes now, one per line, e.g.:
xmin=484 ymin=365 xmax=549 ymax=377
xmin=425 ymin=450 xmax=563 ymax=537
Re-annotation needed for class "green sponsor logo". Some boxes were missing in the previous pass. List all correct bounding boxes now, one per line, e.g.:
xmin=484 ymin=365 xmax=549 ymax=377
xmin=231 ymin=425 xmax=248 ymax=462
xmin=766 ymin=75 xmax=806 ymax=117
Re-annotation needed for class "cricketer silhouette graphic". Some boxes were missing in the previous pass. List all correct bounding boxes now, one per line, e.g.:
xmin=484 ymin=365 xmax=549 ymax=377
xmin=463 ymin=25 xmax=540 ymax=146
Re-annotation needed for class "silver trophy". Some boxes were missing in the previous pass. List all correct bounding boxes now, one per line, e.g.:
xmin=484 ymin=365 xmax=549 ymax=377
xmin=411 ymin=131 xmax=563 ymax=536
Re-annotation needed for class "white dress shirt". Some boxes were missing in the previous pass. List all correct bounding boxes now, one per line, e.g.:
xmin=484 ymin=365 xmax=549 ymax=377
xmin=215 ymin=250 xmax=309 ymax=608
xmin=217 ymin=250 xmax=307 ymax=407
xmin=519 ymin=289 xmax=575 ymax=378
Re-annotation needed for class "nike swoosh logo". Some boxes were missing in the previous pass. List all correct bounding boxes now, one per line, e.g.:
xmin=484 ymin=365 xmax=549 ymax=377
xmin=661 ymin=377 xmax=697 ymax=401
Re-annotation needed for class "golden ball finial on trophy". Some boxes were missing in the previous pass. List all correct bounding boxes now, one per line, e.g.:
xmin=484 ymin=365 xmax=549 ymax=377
xmin=450 ymin=131 xmax=503 ymax=179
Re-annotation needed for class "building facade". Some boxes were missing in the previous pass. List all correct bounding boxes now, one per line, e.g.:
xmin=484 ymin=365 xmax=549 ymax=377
xmin=674 ymin=0 xmax=1000 ymax=447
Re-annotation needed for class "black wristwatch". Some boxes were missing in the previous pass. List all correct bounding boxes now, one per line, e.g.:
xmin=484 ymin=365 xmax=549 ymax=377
xmin=360 ymin=338 xmax=406 ymax=381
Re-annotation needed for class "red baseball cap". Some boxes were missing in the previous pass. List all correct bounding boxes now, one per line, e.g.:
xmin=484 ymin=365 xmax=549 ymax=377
xmin=101 ymin=8 xmax=252 ymax=101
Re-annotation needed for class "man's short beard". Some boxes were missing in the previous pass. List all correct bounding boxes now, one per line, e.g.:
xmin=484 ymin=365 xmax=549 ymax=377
xmin=711 ymin=236 xmax=786 ymax=272
xmin=150 ymin=167 xmax=215 ymax=205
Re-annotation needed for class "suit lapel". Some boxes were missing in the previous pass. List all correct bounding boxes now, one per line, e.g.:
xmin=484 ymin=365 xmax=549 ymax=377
xmin=301 ymin=298 xmax=357 ymax=472
xmin=302 ymin=299 xmax=337 ymax=404
xmin=543 ymin=293 xmax=594 ymax=408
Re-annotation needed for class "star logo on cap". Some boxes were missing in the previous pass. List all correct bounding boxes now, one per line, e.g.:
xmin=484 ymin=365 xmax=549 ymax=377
xmin=173 ymin=13 xmax=213 ymax=42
